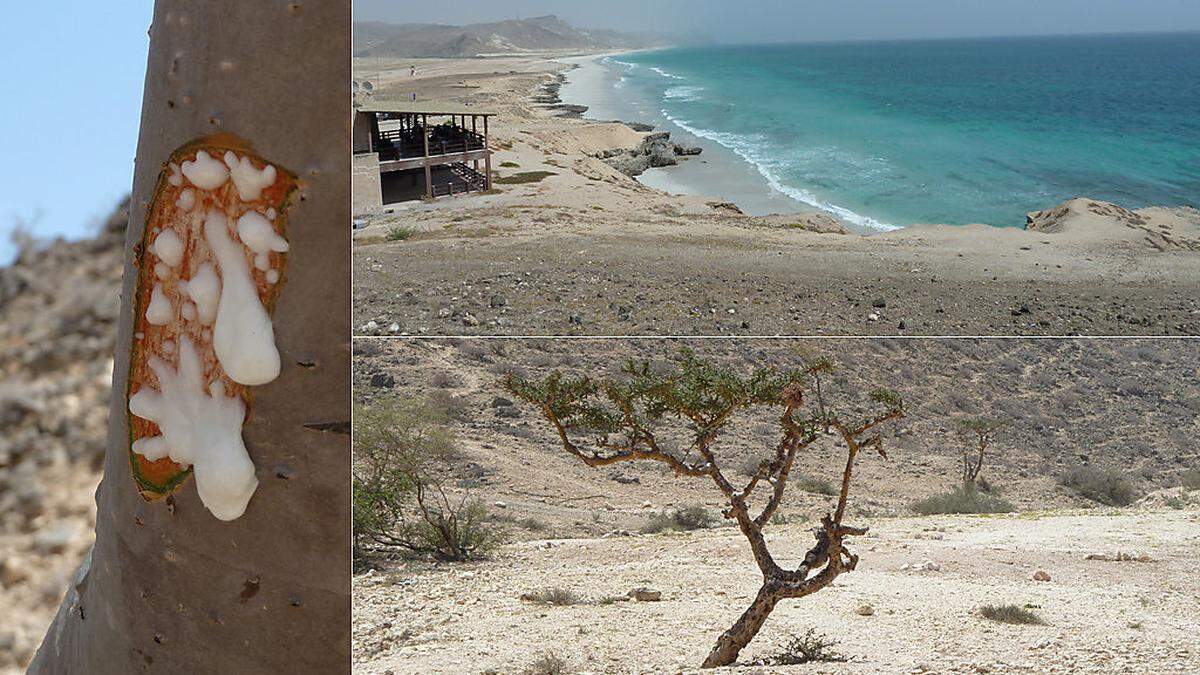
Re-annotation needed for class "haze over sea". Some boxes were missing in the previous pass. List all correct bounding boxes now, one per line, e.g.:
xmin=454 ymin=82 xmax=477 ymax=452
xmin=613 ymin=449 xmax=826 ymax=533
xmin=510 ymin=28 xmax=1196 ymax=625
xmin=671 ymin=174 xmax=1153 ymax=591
xmin=569 ymin=32 xmax=1200 ymax=230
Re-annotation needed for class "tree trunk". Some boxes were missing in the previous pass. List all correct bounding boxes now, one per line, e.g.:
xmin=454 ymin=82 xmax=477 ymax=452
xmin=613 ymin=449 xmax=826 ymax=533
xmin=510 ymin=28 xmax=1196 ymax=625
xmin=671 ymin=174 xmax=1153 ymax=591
xmin=702 ymin=582 xmax=781 ymax=668
xmin=30 ymin=2 xmax=350 ymax=673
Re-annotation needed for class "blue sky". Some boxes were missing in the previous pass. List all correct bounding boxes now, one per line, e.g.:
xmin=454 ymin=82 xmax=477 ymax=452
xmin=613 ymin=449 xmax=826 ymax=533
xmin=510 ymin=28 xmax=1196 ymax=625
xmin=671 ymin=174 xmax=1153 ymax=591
xmin=356 ymin=0 xmax=1200 ymax=43
xmin=0 ymin=2 xmax=151 ymax=263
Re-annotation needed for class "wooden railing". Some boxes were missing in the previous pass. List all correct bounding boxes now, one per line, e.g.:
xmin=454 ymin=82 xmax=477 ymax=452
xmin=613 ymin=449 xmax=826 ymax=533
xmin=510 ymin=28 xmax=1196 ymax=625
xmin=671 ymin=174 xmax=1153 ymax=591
xmin=376 ymin=128 xmax=486 ymax=161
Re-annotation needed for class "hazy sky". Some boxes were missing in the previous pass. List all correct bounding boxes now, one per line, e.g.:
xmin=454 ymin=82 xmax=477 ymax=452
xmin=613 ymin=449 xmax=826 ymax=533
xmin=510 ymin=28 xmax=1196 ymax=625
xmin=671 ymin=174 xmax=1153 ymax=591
xmin=355 ymin=0 xmax=1200 ymax=43
xmin=0 ymin=1 xmax=151 ymax=263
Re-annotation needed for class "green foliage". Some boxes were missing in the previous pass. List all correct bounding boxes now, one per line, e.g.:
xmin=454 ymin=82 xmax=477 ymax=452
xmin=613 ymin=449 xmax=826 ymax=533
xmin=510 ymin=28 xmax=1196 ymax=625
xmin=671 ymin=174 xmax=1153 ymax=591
xmin=911 ymin=485 xmax=1015 ymax=515
xmin=506 ymin=349 xmax=815 ymax=440
xmin=1180 ymin=468 xmax=1200 ymax=491
xmin=353 ymin=397 xmax=502 ymax=561
xmin=980 ymin=604 xmax=1045 ymax=625
xmin=499 ymin=161 xmax=521 ymax=168
xmin=759 ymin=629 xmax=848 ymax=665
xmin=642 ymin=504 xmax=715 ymax=533
xmin=386 ymin=225 xmax=418 ymax=241
xmin=1058 ymin=465 xmax=1140 ymax=506
xmin=494 ymin=170 xmax=556 ymax=185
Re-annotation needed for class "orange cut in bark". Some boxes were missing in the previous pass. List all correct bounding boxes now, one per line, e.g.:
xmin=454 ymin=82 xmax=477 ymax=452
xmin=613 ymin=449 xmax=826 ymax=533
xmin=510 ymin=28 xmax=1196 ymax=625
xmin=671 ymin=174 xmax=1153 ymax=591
xmin=126 ymin=134 xmax=298 ymax=501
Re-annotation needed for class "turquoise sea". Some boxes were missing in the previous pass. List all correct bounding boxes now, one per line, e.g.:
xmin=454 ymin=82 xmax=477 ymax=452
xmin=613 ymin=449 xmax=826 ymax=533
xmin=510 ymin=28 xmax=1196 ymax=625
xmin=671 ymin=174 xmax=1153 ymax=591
xmin=589 ymin=33 xmax=1200 ymax=230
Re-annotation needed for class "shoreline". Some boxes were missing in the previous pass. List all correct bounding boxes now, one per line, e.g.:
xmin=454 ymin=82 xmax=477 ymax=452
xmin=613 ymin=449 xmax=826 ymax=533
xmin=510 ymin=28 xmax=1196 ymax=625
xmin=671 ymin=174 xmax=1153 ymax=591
xmin=351 ymin=52 xmax=1200 ymax=337
xmin=557 ymin=52 xmax=890 ymax=235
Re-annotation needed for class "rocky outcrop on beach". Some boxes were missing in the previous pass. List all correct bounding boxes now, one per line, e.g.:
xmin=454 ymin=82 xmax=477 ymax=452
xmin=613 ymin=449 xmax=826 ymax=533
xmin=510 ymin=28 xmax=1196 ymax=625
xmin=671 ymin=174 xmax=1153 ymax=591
xmin=597 ymin=132 xmax=703 ymax=177
xmin=0 ymin=199 xmax=126 ymax=671
xmin=1026 ymin=198 xmax=1200 ymax=251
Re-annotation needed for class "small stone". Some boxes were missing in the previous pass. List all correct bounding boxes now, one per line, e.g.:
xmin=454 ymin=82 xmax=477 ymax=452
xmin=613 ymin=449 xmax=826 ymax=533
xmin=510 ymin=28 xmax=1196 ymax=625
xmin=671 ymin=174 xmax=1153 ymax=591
xmin=490 ymin=397 xmax=513 ymax=408
xmin=493 ymin=501 xmax=507 ymax=509
xmin=1032 ymin=570 xmax=1051 ymax=582
xmin=640 ymin=500 xmax=653 ymax=509
xmin=388 ymin=322 xmax=401 ymax=333
xmin=628 ymin=588 xmax=662 ymax=602
xmin=868 ymin=313 xmax=880 ymax=322
xmin=462 ymin=313 xmax=480 ymax=327
xmin=856 ymin=604 xmax=875 ymax=616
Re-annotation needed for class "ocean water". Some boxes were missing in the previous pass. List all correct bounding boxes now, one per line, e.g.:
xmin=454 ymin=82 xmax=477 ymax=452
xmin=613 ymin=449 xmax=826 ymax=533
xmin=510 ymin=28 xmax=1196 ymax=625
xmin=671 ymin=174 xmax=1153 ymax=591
xmin=585 ymin=33 xmax=1200 ymax=230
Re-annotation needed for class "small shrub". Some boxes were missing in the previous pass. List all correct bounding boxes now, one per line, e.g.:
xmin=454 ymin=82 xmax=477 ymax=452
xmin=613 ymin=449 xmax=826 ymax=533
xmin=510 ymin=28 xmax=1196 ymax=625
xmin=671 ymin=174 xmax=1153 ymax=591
xmin=522 ymin=587 xmax=583 ymax=606
xmin=499 ymin=161 xmax=520 ymax=168
xmin=642 ymin=504 xmax=715 ymax=533
xmin=1180 ymin=468 xmax=1200 ymax=491
xmin=1058 ymin=465 xmax=1139 ymax=506
xmin=524 ymin=652 xmax=569 ymax=675
xmin=759 ymin=629 xmax=847 ymax=665
xmin=980 ymin=604 xmax=1044 ymax=625
xmin=737 ymin=455 xmax=764 ymax=477
xmin=911 ymin=485 xmax=1014 ymax=515
xmin=795 ymin=476 xmax=837 ymax=496
xmin=494 ymin=171 xmax=556 ymax=185
xmin=386 ymin=225 xmax=418 ymax=241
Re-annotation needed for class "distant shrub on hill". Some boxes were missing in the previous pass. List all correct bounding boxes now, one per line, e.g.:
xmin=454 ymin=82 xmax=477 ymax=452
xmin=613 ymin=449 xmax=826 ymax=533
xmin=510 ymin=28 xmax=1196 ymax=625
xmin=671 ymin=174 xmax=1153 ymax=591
xmin=1058 ymin=465 xmax=1139 ymax=506
xmin=911 ymin=485 xmax=1014 ymax=515
xmin=1180 ymin=468 xmax=1200 ymax=491
xmin=642 ymin=504 xmax=715 ymax=533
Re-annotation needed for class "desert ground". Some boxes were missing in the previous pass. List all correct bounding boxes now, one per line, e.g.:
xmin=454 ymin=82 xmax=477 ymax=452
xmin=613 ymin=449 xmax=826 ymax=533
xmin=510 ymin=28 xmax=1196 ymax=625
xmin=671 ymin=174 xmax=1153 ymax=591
xmin=352 ymin=338 xmax=1200 ymax=673
xmin=351 ymin=55 xmax=1200 ymax=337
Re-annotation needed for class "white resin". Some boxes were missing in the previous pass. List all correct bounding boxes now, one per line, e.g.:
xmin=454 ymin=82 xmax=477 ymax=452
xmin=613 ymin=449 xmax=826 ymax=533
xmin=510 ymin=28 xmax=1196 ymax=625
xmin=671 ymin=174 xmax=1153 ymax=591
xmin=184 ymin=263 xmax=221 ymax=325
xmin=224 ymin=152 xmax=276 ymax=201
xmin=128 ymin=337 xmax=258 ymax=521
xmin=181 ymin=302 xmax=198 ymax=322
xmin=153 ymin=229 xmax=185 ymax=268
xmin=236 ymin=211 xmax=289 ymax=256
xmin=204 ymin=212 xmax=281 ymax=385
xmin=254 ymin=253 xmax=270 ymax=271
xmin=155 ymin=263 xmax=169 ymax=280
xmin=176 ymin=188 xmax=196 ymax=211
xmin=181 ymin=150 xmax=230 ymax=190
xmin=167 ymin=163 xmax=183 ymax=187
xmin=146 ymin=284 xmax=173 ymax=325
xmin=265 ymin=269 xmax=279 ymax=284
xmin=266 ymin=207 xmax=277 ymax=221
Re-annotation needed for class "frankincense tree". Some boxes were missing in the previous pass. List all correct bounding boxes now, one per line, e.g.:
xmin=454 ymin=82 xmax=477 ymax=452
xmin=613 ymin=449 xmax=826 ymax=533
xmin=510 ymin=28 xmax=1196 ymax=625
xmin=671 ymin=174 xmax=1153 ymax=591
xmin=505 ymin=350 xmax=904 ymax=667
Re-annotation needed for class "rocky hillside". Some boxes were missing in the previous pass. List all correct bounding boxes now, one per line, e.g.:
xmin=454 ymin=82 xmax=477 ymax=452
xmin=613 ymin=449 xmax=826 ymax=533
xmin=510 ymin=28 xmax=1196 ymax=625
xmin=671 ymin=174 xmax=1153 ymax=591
xmin=0 ymin=200 xmax=126 ymax=672
xmin=353 ymin=15 xmax=673 ymax=58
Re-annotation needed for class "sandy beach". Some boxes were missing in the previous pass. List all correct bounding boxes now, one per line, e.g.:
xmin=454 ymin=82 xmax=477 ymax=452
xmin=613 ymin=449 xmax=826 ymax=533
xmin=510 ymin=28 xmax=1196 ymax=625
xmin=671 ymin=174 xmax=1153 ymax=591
xmin=351 ymin=53 xmax=1200 ymax=337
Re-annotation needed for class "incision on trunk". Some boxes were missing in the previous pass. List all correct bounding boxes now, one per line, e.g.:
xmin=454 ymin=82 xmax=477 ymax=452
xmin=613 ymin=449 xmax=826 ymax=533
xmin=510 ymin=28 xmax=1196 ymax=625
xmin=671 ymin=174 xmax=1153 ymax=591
xmin=126 ymin=135 xmax=297 ymax=521
xmin=507 ymin=351 xmax=905 ymax=668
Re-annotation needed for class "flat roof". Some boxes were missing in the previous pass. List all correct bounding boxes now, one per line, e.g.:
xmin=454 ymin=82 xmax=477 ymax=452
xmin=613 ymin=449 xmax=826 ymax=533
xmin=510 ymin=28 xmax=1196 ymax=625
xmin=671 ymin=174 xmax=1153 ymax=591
xmin=356 ymin=101 xmax=495 ymax=116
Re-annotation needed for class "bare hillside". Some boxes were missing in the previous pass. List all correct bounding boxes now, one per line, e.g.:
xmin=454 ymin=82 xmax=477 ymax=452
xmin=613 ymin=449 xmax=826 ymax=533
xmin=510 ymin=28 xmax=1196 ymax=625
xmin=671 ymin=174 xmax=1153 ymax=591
xmin=353 ymin=15 xmax=672 ymax=58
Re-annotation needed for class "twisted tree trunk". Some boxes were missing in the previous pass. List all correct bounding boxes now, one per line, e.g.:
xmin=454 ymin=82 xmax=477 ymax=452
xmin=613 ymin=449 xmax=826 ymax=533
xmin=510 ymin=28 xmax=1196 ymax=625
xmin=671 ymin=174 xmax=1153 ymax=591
xmin=703 ymin=583 xmax=782 ymax=668
xmin=30 ymin=2 xmax=350 ymax=673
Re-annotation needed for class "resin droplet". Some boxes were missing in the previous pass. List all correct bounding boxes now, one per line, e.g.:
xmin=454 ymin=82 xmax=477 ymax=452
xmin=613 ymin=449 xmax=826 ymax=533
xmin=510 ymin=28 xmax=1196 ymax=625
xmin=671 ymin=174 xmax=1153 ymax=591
xmin=152 ymin=229 xmax=185 ymax=268
xmin=184 ymin=262 xmax=221 ymax=325
xmin=205 ymin=211 xmax=281 ymax=385
xmin=145 ymin=283 xmax=172 ymax=325
xmin=181 ymin=150 xmax=230 ymax=190
xmin=225 ymin=151 xmax=277 ymax=201
xmin=129 ymin=337 xmax=258 ymax=521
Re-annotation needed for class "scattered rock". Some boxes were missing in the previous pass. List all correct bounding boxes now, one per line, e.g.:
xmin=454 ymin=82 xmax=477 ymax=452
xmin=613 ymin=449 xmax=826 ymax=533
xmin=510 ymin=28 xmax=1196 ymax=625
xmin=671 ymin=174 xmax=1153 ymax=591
xmin=856 ymin=604 xmax=875 ymax=616
xmin=1032 ymin=570 xmax=1051 ymax=582
xmin=628 ymin=588 xmax=662 ymax=602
